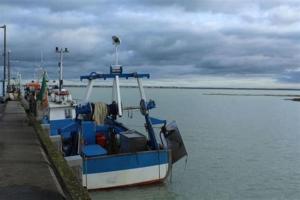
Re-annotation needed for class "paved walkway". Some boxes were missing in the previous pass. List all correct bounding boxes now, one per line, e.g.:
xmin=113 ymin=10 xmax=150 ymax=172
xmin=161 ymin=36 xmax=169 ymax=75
xmin=0 ymin=101 xmax=65 ymax=199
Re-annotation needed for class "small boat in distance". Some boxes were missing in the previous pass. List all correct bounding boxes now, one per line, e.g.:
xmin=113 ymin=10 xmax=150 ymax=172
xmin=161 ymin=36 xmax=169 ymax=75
xmin=58 ymin=36 xmax=187 ymax=189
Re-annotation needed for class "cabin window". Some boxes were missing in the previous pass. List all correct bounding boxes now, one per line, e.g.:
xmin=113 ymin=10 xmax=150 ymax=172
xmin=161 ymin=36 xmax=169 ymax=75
xmin=65 ymin=109 xmax=72 ymax=119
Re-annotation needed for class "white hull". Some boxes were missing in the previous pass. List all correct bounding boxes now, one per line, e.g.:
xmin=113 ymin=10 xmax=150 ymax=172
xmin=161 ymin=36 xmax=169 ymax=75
xmin=82 ymin=163 xmax=169 ymax=189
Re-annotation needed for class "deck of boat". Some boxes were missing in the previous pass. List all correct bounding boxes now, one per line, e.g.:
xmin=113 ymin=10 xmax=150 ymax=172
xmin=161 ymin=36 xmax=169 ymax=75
xmin=0 ymin=101 xmax=65 ymax=199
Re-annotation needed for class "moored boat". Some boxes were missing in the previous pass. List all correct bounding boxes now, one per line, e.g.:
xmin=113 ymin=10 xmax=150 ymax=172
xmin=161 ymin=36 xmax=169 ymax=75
xmin=57 ymin=36 xmax=188 ymax=189
xmin=41 ymin=47 xmax=76 ymax=136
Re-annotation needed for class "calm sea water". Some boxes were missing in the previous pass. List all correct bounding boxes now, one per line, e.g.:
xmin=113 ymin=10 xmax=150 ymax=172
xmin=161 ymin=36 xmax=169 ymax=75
xmin=67 ymin=87 xmax=300 ymax=200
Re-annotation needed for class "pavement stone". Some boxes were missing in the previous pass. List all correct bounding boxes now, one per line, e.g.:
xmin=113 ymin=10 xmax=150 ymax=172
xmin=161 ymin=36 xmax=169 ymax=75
xmin=0 ymin=101 xmax=65 ymax=200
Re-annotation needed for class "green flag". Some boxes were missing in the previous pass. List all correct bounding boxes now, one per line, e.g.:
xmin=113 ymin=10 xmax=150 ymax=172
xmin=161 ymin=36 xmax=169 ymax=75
xmin=37 ymin=71 xmax=47 ymax=102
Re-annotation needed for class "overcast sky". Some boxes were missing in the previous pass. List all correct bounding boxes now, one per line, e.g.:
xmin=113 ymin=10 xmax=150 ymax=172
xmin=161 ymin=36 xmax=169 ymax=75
xmin=2 ymin=0 xmax=300 ymax=87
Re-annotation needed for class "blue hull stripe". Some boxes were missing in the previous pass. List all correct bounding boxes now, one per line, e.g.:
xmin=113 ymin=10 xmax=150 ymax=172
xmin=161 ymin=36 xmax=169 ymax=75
xmin=83 ymin=150 xmax=169 ymax=174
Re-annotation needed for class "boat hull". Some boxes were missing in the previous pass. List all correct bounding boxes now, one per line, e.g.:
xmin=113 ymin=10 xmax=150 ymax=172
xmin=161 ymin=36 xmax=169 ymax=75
xmin=82 ymin=150 xmax=171 ymax=189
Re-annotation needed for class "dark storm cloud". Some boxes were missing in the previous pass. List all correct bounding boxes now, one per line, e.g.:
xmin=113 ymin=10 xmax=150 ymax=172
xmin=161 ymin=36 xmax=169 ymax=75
xmin=1 ymin=0 xmax=300 ymax=83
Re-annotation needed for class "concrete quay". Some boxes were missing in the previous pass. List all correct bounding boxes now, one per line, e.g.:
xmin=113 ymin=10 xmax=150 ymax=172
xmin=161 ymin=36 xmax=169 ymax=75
xmin=0 ymin=101 xmax=65 ymax=199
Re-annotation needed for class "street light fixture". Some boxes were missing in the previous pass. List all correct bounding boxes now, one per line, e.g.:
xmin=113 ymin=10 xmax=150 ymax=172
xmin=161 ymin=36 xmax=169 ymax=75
xmin=55 ymin=47 xmax=69 ymax=92
xmin=0 ymin=25 xmax=6 ymax=96
xmin=112 ymin=35 xmax=121 ymax=66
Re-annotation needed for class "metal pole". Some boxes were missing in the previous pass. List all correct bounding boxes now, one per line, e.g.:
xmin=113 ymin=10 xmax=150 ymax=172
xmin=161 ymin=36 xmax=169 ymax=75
xmin=83 ymin=79 xmax=94 ymax=103
xmin=56 ymin=47 xmax=68 ymax=92
xmin=112 ymin=78 xmax=116 ymax=102
xmin=1 ymin=25 xmax=6 ymax=96
xmin=7 ymin=50 xmax=10 ymax=89
xmin=59 ymin=49 xmax=63 ymax=92
xmin=137 ymin=77 xmax=146 ymax=101
xmin=115 ymin=45 xmax=118 ymax=66
xmin=115 ymin=75 xmax=122 ymax=116
xmin=3 ymin=25 xmax=5 ymax=96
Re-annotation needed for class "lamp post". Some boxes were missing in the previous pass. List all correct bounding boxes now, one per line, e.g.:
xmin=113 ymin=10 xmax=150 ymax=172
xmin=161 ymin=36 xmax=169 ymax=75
xmin=7 ymin=50 xmax=10 ymax=91
xmin=55 ymin=47 xmax=68 ymax=92
xmin=0 ymin=25 xmax=6 ymax=96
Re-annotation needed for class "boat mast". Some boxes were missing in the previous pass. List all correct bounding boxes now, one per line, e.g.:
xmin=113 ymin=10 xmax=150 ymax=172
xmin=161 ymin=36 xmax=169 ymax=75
xmin=112 ymin=36 xmax=122 ymax=117
xmin=55 ymin=47 xmax=69 ymax=92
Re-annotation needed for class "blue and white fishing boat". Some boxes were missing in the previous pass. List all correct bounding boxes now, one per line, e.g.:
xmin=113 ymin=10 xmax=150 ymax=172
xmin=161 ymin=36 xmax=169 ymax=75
xmin=42 ymin=47 xmax=76 ymax=136
xmin=57 ymin=36 xmax=187 ymax=189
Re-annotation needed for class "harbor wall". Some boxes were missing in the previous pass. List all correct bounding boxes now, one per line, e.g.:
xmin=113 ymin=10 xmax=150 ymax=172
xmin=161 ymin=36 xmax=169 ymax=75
xmin=21 ymin=98 xmax=91 ymax=200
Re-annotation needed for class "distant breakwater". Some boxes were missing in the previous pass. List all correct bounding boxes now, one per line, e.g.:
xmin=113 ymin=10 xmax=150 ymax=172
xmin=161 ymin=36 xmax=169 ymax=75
xmin=62 ymin=85 xmax=300 ymax=91
xmin=204 ymin=93 xmax=300 ymax=97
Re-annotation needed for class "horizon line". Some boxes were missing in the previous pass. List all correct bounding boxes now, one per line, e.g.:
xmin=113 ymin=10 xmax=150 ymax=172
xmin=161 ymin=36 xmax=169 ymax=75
xmin=61 ymin=84 xmax=300 ymax=91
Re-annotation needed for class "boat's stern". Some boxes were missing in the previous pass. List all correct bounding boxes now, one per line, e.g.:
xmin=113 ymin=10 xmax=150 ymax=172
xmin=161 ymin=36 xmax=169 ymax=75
xmin=163 ymin=121 xmax=188 ymax=164
xmin=82 ymin=150 xmax=171 ymax=190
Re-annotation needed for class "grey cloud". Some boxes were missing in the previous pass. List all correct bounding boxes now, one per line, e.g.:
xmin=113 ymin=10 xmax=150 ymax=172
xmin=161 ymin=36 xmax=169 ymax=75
xmin=278 ymin=70 xmax=300 ymax=83
xmin=1 ymin=0 xmax=300 ymax=84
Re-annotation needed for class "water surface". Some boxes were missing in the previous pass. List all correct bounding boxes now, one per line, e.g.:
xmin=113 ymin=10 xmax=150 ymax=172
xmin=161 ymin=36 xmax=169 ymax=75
xmin=67 ymin=87 xmax=300 ymax=200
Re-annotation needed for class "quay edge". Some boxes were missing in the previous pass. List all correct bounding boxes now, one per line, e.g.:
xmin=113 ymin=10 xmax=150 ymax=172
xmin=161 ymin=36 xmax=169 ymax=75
xmin=20 ymin=98 xmax=91 ymax=200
